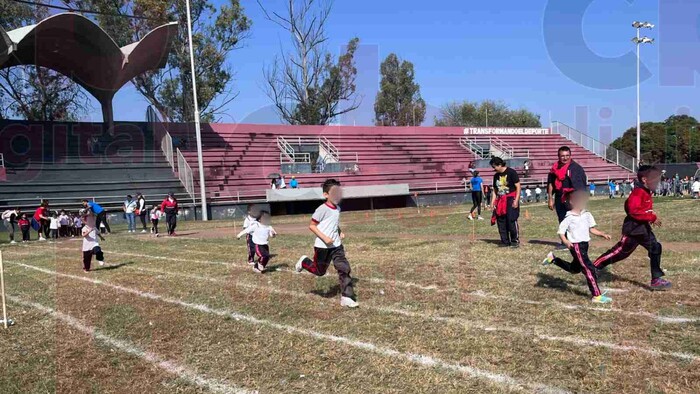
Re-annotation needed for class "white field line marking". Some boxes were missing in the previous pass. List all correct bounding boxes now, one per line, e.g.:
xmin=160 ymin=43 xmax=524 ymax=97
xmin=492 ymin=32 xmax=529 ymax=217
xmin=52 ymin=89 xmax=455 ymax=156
xmin=102 ymin=250 xmax=699 ymax=324
xmin=10 ymin=262 xmax=571 ymax=394
xmin=8 ymin=295 xmax=256 ymax=394
xmin=131 ymin=265 xmax=700 ymax=362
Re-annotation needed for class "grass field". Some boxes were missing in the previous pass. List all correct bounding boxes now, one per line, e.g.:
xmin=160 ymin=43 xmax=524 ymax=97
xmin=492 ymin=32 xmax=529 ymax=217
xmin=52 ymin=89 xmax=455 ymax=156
xmin=0 ymin=197 xmax=699 ymax=393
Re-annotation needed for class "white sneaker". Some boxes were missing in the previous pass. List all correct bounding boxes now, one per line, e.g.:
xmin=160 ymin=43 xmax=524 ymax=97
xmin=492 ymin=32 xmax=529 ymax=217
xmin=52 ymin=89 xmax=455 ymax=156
xmin=39 ymin=237 xmax=46 ymax=241
xmin=468 ymin=215 xmax=474 ymax=221
xmin=10 ymin=240 xmax=16 ymax=244
xmin=295 ymin=256 xmax=307 ymax=273
xmin=477 ymin=216 xmax=484 ymax=220
xmin=253 ymin=264 xmax=264 ymax=274
xmin=98 ymin=261 xmax=105 ymax=266
xmin=340 ymin=296 xmax=359 ymax=308
xmin=141 ymin=230 xmax=147 ymax=233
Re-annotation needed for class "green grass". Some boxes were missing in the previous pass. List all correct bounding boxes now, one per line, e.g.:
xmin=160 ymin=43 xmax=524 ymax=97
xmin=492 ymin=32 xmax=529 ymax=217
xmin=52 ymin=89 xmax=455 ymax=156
xmin=0 ymin=196 xmax=699 ymax=393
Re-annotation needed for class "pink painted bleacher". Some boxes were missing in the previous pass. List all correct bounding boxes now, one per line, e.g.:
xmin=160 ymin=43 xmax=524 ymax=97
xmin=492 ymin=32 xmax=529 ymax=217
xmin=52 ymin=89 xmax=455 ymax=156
xmin=168 ymin=124 xmax=633 ymax=201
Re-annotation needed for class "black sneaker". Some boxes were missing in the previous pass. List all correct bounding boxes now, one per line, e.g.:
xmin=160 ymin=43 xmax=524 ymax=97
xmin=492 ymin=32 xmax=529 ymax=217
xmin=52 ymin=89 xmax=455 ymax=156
xmin=510 ymin=243 xmax=520 ymax=249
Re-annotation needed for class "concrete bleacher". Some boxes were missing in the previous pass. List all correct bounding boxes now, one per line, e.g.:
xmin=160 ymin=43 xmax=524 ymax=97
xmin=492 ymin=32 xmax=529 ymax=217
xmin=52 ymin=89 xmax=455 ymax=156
xmin=0 ymin=121 xmax=189 ymax=212
xmin=169 ymin=124 xmax=634 ymax=203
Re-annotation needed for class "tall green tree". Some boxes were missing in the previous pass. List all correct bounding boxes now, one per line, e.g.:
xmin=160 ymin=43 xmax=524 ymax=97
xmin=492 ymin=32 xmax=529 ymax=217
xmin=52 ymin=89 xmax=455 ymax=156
xmin=374 ymin=53 xmax=425 ymax=126
xmin=434 ymin=100 xmax=541 ymax=127
xmin=260 ymin=0 xmax=360 ymax=125
xmin=610 ymin=115 xmax=700 ymax=164
xmin=0 ymin=1 xmax=90 ymax=121
xmin=67 ymin=0 xmax=251 ymax=122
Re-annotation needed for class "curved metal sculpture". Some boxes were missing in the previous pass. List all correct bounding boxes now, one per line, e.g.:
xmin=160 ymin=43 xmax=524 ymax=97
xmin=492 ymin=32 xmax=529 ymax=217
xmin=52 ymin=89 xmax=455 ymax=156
xmin=0 ymin=13 xmax=177 ymax=129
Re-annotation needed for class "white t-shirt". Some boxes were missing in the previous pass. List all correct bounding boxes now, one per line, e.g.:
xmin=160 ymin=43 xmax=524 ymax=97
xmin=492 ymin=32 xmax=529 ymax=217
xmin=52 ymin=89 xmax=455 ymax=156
xmin=692 ymin=181 xmax=700 ymax=193
xmin=557 ymin=210 xmax=597 ymax=243
xmin=525 ymin=189 xmax=532 ymax=197
xmin=124 ymin=200 xmax=137 ymax=213
xmin=59 ymin=214 xmax=70 ymax=226
xmin=243 ymin=222 xmax=276 ymax=245
xmin=243 ymin=215 xmax=255 ymax=229
xmin=82 ymin=226 xmax=100 ymax=251
xmin=312 ymin=202 xmax=341 ymax=249
xmin=50 ymin=218 xmax=60 ymax=230
xmin=535 ymin=187 xmax=542 ymax=194
xmin=151 ymin=209 xmax=162 ymax=220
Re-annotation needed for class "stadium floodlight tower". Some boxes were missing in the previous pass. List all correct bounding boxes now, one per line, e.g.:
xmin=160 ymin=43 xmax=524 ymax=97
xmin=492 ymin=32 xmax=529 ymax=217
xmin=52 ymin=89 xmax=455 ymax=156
xmin=185 ymin=0 xmax=208 ymax=220
xmin=632 ymin=21 xmax=654 ymax=167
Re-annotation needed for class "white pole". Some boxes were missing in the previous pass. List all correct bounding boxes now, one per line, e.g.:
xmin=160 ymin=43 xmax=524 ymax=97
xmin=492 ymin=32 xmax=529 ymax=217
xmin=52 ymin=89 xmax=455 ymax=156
xmin=636 ymin=27 xmax=641 ymax=164
xmin=1 ymin=250 xmax=7 ymax=329
xmin=185 ymin=0 xmax=209 ymax=221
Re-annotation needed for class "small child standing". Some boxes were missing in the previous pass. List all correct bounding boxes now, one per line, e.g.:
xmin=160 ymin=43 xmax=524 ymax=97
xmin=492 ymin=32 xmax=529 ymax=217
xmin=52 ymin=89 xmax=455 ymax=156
xmin=80 ymin=208 xmax=105 ymax=272
xmin=295 ymin=179 xmax=358 ymax=308
xmin=150 ymin=205 xmax=162 ymax=237
xmin=49 ymin=213 xmax=60 ymax=240
xmin=237 ymin=211 xmax=276 ymax=273
xmin=73 ymin=214 xmax=83 ymax=237
xmin=59 ymin=210 xmax=70 ymax=237
xmin=543 ymin=191 xmax=613 ymax=303
xmin=18 ymin=213 xmax=30 ymax=242
xmin=242 ymin=205 xmax=257 ymax=265
xmin=593 ymin=166 xmax=672 ymax=291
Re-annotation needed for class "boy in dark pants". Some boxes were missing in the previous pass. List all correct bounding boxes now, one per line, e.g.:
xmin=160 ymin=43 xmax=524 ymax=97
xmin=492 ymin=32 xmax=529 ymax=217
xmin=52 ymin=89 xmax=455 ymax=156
xmin=490 ymin=157 xmax=521 ymax=248
xmin=543 ymin=191 xmax=613 ymax=303
xmin=593 ymin=166 xmax=672 ymax=291
xmin=296 ymin=179 xmax=358 ymax=308
xmin=80 ymin=209 xmax=105 ymax=272
xmin=242 ymin=205 xmax=257 ymax=265
xmin=237 ymin=211 xmax=276 ymax=273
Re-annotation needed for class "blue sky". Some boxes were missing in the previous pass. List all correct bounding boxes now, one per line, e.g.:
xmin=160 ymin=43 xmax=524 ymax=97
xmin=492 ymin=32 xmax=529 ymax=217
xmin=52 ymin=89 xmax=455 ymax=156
xmin=102 ymin=0 xmax=698 ymax=143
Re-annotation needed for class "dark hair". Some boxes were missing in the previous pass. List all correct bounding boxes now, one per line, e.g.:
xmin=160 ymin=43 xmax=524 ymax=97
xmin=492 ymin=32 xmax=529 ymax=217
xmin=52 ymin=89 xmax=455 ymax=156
xmin=637 ymin=165 xmax=661 ymax=181
xmin=127 ymin=195 xmax=133 ymax=199
xmin=558 ymin=146 xmax=571 ymax=154
xmin=82 ymin=199 xmax=89 ymax=203
xmin=473 ymin=171 xmax=480 ymax=176
xmin=255 ymin=210 xmax=271 ymax=220
xmin=489 ymin=157 xmax=506 ymax=167
xmin=322 ymin=178 xmax=341 ymax=194
xmin=246 ymin=204 xmax=255 ymax=213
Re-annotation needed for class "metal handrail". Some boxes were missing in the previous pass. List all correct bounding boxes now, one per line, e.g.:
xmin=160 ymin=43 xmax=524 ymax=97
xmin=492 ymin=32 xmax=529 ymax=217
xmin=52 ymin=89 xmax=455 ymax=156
xmin=459 ymin=137 xmax=488 ymax=158
xmin=177 ymin=148 xmax=196 ymax=205
xmin=276 ymin=137 xmax=296 ymax=163
xmin=279 ymin=152 xmax=311 ymax=164
xmin=552 ymin=121 xmax=636 ymax=172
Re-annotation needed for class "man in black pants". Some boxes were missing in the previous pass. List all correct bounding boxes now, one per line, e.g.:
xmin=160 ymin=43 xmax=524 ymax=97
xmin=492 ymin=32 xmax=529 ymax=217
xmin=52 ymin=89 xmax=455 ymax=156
xmin=490 ymin=157 xmax=521 ymax=247
xmin=82 ymin=200 xmax=111 ymax=234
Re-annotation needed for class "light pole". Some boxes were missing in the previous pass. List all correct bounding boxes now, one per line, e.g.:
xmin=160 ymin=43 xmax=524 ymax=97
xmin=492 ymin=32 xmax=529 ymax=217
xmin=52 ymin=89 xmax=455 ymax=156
xmin=186 ymin=0 xmax=208 ymax=220
xmin=632 ymin=21 xmax=654 ymax=166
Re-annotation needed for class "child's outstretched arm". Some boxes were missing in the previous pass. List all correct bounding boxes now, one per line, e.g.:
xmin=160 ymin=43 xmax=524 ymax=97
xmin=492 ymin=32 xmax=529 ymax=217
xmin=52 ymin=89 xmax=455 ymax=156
xmin=269 ymin=227 xmax=277 ymax=237
xmin=590 ymin=227 xmax=611 ymax=240
xmin=236 ymin=227 xmax=252 ymax=239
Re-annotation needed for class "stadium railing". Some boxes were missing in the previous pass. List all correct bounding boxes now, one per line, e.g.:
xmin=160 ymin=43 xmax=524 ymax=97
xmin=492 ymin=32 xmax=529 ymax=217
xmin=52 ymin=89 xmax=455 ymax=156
xmin=552 ymin=121 xmax=636 ymax=172
xmin=176 ymin=148 xmax=196 ymax=206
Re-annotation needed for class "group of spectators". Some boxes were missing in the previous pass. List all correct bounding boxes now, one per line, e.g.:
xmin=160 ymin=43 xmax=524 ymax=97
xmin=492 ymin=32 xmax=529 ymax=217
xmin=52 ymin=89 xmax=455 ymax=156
xmin=1 ymin=192 xmax=182 ymax=244
xmin=270 ymin=175 xmax=299 ymax=189
xmin=656 ymin=172 xmax=700 ymax=198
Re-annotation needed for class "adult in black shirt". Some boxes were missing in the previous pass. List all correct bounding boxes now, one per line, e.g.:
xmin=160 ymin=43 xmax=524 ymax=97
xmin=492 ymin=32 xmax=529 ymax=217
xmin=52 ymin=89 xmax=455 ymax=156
xmin=490 ymin=157 xmax=521 ymax=247
xmin=547 ymin=146 xmax=587 ymax=223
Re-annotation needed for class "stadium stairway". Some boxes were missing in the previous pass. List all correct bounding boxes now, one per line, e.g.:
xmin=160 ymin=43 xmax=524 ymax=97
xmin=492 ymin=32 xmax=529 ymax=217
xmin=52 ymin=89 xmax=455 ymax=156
xmin=168 ymin=124 xmax=634 ymax=203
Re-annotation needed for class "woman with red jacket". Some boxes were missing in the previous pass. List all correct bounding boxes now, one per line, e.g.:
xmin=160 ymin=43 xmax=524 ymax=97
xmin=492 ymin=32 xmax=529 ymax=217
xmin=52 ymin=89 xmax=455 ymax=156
xmin=160 ymin=192 xmax=179 ymax=236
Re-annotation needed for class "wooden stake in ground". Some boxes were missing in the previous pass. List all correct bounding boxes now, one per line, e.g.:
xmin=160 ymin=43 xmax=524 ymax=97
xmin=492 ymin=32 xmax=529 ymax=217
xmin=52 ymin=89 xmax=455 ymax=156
xmin=1 ymin=250 xmax=7 ymax=329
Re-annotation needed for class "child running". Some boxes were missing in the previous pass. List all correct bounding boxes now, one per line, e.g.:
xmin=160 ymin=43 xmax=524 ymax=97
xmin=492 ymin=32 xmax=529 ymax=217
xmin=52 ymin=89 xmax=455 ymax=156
xmin=295 ymin=179 xmax=358 ymax=308
xmin=150 ymin=205 xmax=162 ymax=237
xmin=542 ymin=190 xmax=613 ymax=303
xmin=237 ymin=210 xmax=276 ymax=273
xmin=80 ymin=208 xmax=105 ymax=272
xmin=242 ymin=205 xmax=257 ymax=265
xmin=593 ymin=165 xmax=672 ymax=291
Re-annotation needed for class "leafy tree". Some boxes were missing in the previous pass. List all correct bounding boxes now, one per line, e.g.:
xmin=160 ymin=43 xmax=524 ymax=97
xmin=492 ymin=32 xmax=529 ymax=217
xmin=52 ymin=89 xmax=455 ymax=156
xmin=611 ymin=115 xmax=700 ymax=163
xmin=374 ymin=53 xmax=425 ymax=126
xmin=0 ymin=2 xmax=90 ymax=121
xmin=67 ymin=0 xmax=251 ymax=122
xmin=259 ymin=0 xmax=360 ymax=125
xmin=434 ymin=100 xmax=541 ymax=127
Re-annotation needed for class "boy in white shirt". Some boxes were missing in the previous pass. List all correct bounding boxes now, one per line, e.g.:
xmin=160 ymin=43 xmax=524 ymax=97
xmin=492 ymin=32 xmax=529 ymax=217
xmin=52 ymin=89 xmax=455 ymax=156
xmin=242 ymin=205 xmax=257 ymax=265
xmin=543 ymin=191 xmax=612 ymax=303
xmin=692 ymin=178 xmax=700 ymax=199
xmin=58 ymin=210 xmax=70 ymax=237
xmin=237 ymin=211 xmax=276 ymax=273
xmin=535 ymin=186 xmax=542 ymax=203
xmin=49 ymin=213 xmax=60 ymax=240
xmin=73 ymin=215 xmax=83 ymax=237
xmin=80 ymin=208 xmax=105 ymax=272
xmin=295 ymin=179 xmax=358 ymax=308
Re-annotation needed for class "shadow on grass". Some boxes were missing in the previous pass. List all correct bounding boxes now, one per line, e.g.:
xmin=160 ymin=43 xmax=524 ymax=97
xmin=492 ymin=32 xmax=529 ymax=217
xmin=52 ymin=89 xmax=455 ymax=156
xmin=267 ymin=263 xmax=289 ymax=272
xmin=535 ymin=273 xmax=590 ymax=297
xmin=310 ymin=278 xmax=361 ymax=298
xmin=528 ymin=240 xmax=562 ymax=247
xmin=481 ymin=239 xmax=506 ymax=245
xmin=608 ymin=272 xmax=650 ymax=291
xmin=94 ymin=262 xmax=135 ymax=271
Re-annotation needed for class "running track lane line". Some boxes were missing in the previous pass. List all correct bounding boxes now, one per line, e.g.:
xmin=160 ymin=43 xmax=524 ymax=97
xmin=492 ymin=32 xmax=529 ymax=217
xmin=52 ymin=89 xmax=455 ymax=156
xmin=9 ymin=261 xmax=571 ymax=394
xmin=95 ymin=249 xmax=700 ymax=325
xmin=7 ymin=295 xmax=256 ymax=394
xmin=130 ymin=265 xmax=700 ymax=362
